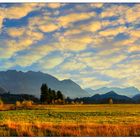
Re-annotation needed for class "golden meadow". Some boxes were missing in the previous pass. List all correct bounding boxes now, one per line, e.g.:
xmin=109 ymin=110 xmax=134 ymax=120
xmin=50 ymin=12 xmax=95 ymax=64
xmin=0 ymin=104 xmax=140 ymax=136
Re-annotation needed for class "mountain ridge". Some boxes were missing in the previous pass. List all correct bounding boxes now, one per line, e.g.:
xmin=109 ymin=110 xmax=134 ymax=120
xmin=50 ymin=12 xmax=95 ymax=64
xmin=85 ymin=86 xmax=140 ymax=97
xmin=72 ymin=91 xmax=134 ymax=104
xmin=0 ymin=70 xmax=90 ymax=98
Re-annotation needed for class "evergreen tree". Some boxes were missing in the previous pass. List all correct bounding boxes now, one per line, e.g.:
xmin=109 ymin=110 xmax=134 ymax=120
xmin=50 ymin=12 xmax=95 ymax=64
xmin=51 ymin=90 xmax=56 ymax=104
xmin=47 ymin=88 xmax=52 ymax=104
xmin=56 ymin=90 xmax=64 ymax=104
xmin=40 ymin=83 xmax=65 ymax=104
xmin=40 ymin=83 xmax=48 ymax=103
xmin=56 ymin=91 xmax=63 ymax=100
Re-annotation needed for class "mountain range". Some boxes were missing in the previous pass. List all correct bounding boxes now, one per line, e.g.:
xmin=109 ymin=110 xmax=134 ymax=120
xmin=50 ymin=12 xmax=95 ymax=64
xmin=76 ymin=91 xmax=134 ymax=104
xmin=85 ymin=87 xmax=140 ymax=97
xmin=0 ymin=70 xmax=89 ymax=98
xmin=0 ymin=70 xmax=140 ymax=100
xmin=65 ymin=90 xmax=140 ymax=104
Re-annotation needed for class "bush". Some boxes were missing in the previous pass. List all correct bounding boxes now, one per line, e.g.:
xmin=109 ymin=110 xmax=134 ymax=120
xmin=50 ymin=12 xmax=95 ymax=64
xmin=109 ymin=98 xmax=113 ymax=104
xmin=0 ymin=98 xmax=3 ymax=109
xmin=22 ymin=100 xmax=33 ymax=107
xmin=66 ymin=101 xmax=69 ymax=104
xmin=80 ymin=101 xmax=84 ymax=104
xmin=71 ymin=101 xmax=75 ymax=104
xmin=15 ymin=101 xmax=21 ymax=107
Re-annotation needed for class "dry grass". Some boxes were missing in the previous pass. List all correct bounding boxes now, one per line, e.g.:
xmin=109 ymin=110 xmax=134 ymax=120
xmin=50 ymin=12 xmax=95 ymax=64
xmin=0 ymin=122 xmax=140 ymax=136
xmin=1 ymin=104 xmax=140 ymax=136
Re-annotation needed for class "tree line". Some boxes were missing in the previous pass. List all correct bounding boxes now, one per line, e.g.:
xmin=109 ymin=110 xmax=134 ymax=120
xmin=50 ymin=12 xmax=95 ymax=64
xmin=40 ymin=83 xmax=65 ymax=104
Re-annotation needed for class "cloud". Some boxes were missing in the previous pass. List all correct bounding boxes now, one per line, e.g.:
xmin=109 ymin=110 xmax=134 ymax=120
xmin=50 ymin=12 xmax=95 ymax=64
xmin=0 ymin=3 xmax=46 ymax=31
xmin=39 ymin=56 xmax=64 ymax=69
xmin=28 ymin=14 xmax=60 ymax=33
xmin=129 ymin=30 xmax=140 ymax=38
xmin=128 ymin=46 xmax=140 ymax=52
xmin=100 ymin=4 xmax=140 ymax=26
xmin=83 ymin=21 xmax=102 ymax=32
xmin=61 ymin=60 xmax=86 ymax=71
xmin=0 ymin=61 xmax=14 ymax=70
xmin=0 ymin=38 xmax=34 ymax=59
xmin=58 ymin=12 xmax=96 ymax=27
xmin=55 ymin=34 xmax=93 ymax=52
xmin=9 ymin=45 xmax=54 ymax=67
xmin=115 ymin=38 xmax=136 ymax=47
xmin=79 ymin=53 xmax=127 ymax=70
xmin=2 ymin=19 xmax=44 ymax=59
xmin=1 ymin=3 xmax=140 ymax=90
xmin=96 ymin=58 xmax=140 ymax=89
xmin=63 ymin=29 xmax=83 ymax=36
xmin=101 ymin=59 xmax=140 ymax=79
xmin=100 ymin=5 xmax=128 ymax=18
xmin=80 ymin=77 xmax=111 ymax=88
xmin=99 ymin=26 xmax=127 ymax=37
xmin=124 ymin=5 xmax=140 ymax=23
xmin=2 ymin=29 xmax=44 ymax=59
xmin=0 ymin=15 xmax=4 ymax=30
xmin=90 ymin=3 xmax=104 ymax=8
xmin=39 ymin=24 xmax=59 ymax=33
xmin=126 ymin=77 xmax=140 ymax=89
xmin=5 ymin=3 xmax=45 ymax=19
xmin=47 ymin=3 xmax=62 ymax=9
xmin=98 ymin=47 xmax=123 ymax=56
xmin=7 ymin=28 xmax=25 ymax=37
xmin=25 ymin=30 xmax=44 ymax=41
xmin=101 ymin=20 xmax=119 ymax=29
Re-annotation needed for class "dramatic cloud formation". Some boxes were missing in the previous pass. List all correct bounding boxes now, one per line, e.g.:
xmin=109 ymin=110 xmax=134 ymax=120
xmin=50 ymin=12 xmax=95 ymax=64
xmin=0 ymin=3 xmax=140 ymax=90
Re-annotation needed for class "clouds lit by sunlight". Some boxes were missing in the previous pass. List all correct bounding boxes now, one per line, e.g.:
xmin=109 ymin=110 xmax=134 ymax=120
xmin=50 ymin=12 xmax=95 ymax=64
xmin=0 ymin=3 xmax=140 ymax=89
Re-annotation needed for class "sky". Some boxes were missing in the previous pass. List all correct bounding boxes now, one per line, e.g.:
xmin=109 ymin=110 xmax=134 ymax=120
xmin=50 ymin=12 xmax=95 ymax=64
xmin=0 ymin=3 xmax=140 ymax=90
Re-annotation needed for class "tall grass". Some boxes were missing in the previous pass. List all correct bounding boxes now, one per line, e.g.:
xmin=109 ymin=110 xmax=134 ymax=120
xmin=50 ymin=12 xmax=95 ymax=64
xmin=1 ymin=104 xmax=140 ymax=136
xmin=0 ymin=122 xmax=140 ymax=136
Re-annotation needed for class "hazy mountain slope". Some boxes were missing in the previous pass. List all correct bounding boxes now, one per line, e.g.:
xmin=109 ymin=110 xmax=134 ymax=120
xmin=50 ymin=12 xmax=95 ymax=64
xmin=85 ymin=87 xmax=140 ymax=97
xmin=132 ymin=94 xmax=140 ymax=103
xmin=0 ymin=70 xmax=89 ymax=98
xmin=0 ymin=86 xmax=7 ymax=94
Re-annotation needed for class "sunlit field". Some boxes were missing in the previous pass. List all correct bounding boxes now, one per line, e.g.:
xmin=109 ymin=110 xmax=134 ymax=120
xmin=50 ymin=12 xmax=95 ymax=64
xmin=0 ymin=104 xmax=140 ymax=136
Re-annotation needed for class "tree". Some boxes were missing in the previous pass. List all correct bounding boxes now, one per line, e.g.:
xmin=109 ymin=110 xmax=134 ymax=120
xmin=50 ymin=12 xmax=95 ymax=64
xmin=40 ymin=83 xmax=48 ymax=103
xmin=56 ymin=91 xmax=64 ymax=100
xmin=65 ymin=97 xmax=71 ymax=104
xmin=50 ymin=90 xmax=56 ymax=104
xmin=56 ymin=90 xmax=65 ymax=104
xmin=40 ymin=83 xmax=65 ymax=104
xmin=109 ymin=98 xmax=113 ymax=104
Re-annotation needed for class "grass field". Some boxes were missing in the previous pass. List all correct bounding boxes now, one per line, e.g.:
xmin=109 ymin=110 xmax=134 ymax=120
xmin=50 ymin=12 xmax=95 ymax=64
xmin=0 ymin=104 xmax=140 ymax=136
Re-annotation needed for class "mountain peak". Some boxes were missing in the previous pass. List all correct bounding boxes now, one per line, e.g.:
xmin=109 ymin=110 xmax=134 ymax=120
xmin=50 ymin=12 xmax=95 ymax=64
xmin=61 ymin=79 xmax=76 ymax=84
xmin=104 ymin=91 xmax=118 ymax=96
xmin=6 ymin=70 xmax=18 ymax=73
